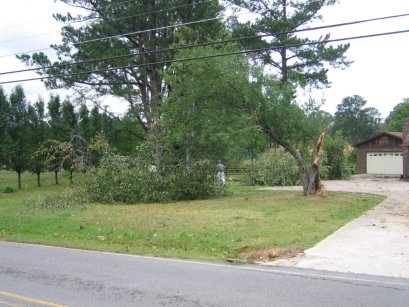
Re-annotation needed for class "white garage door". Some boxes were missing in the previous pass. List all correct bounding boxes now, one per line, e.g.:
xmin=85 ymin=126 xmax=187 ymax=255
xmin=366 ymin=152 xmax=403 ymax=175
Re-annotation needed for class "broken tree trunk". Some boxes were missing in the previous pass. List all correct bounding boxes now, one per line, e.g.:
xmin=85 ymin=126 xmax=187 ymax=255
xmin=300 ymin=132 xmax=325 ymax=196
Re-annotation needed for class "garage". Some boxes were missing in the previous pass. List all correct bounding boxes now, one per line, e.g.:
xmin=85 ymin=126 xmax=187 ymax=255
xmin=366 ymin=152 xmax=403 ymax=175
xmin=354 ymin=132 xmax=404 ymax=175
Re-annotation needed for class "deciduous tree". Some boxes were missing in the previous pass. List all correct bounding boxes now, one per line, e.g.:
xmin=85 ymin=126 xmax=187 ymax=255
xmin=332 ymin=95 xmax=381 ymax=144
xmin=164 ymin=46 xmax=261 ymax=170
xmin=34 ymin=140 xmax=62 ymax=185
xmin=226 ymin=0 xmax=350 ymax=195
xmin=385 ymin=98 xmax=409 ymax=131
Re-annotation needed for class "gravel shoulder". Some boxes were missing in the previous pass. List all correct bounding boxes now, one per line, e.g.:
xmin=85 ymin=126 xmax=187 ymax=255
xmin=262 ymin=175 xmax=409 ymax=278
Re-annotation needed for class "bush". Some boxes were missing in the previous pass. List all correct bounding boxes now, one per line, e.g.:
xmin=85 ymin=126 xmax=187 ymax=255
xmin=243 ymin=150 xmax=300 ymax=186
xmin=321 ymin=133 xmax=351 ymax=180
xmin=85 ymin=155 xmax=143 ymax=204
xmin=3 ymin=187 xmax=14 ymax=193
xmin=85 ymin=154 xmax=225 ymax=203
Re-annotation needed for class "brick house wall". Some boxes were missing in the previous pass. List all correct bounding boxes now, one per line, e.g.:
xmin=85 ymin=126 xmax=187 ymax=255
xmin=402 ymin=119 xmax=409 ymax=178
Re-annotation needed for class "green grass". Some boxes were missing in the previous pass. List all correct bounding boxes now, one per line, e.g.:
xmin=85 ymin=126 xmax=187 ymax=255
xmin=0 ymin=170 xmax=385 ymax=262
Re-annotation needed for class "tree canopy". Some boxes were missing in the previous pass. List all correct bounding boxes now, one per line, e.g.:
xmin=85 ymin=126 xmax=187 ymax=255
xmin=332 ymin=95 xmax=381 ymax=144
xmin=386 ymin=98 xmax=409 ymax=131
xmin=18 ymin=0 xmax=224 ymax=131
xmin=227 ymin=0 xmax=350 ymax=88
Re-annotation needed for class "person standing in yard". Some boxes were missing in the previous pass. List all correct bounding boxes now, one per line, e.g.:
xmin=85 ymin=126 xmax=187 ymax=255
xmin=216 ymin=161 xmax=226 ymax=185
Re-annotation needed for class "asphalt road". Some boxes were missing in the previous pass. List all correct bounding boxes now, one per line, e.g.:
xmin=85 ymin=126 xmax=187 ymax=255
xmin=1 ymin=241 xmax=409 ymax=307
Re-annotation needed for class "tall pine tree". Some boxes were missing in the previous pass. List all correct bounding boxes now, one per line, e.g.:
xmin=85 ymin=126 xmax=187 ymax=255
xmin=18 ymin=0 xmax=224 ymax=131
xmin=28 ymin=97 xmax=49 ymax=186
xmin=8 ymin=86 xmax=31 ymax=188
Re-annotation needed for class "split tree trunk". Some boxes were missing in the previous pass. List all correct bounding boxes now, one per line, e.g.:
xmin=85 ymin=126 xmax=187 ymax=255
xmin=257 ymin=116 xmax=325 ymax=196
xmin=299 ymin=162 xmax=320 ymax=196
xmin=299 ymin=132 xmax=325 ymax=196
xmin=269 ymin=132 xmax=325 ymax=196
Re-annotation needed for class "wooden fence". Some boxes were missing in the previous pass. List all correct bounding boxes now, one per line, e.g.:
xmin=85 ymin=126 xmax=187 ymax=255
xmin=226 ymin=168 xmax=248 ymax=176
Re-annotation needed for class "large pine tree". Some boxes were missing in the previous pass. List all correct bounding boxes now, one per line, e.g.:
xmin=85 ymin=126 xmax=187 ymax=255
xmin=18 ymin=0 xmax=224 ymax=131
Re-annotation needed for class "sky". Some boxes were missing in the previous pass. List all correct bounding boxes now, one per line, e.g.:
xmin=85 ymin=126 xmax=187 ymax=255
xmin=1 ymin=0 xmax=409 ymax=119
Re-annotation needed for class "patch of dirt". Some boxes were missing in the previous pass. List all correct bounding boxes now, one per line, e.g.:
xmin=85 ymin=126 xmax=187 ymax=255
xmin=240 ymin=247 xmax=304 ymax=262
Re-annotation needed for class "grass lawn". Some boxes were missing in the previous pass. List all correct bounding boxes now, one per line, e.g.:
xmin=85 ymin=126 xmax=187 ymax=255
xmin=0 ymin=170 xmax=384 ymax=262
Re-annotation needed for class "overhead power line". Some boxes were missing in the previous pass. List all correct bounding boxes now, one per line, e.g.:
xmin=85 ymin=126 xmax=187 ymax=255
xmin=0 ymin=31 xmax=57 ymax=44
xmin=0 ymin=19 xmax=52 ymax=32
xmin=2 ymin=10 xmax=409 ymax=59
xmin=57 ymin=0 xmax=165 ymax=13
xmin=80 ymin=2 xmax=206 ymax=24
xmin=0 ymin=12 xmax=226 ymax=58
xmin=0 ymin=33 xmax=271 ymax=76
xmin=0 ymin=47 xmax=53 ymax=58
xmin=0 ymin=2 xmax=206 ymax=42
xmin=72 ymin=15 xmax=221 ymax=46
xmin=2 ymin=12 xmax=409 ymax=76
xmin=0 ymin=0 xmax=152 ymax=31
xmin=2 ymin=28 xmax=409 ymax=85
xmin=90 ymin=0 xmax=156 ymax=9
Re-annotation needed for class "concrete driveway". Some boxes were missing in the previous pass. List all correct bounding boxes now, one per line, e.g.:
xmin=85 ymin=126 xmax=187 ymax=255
xmin=263 ymin=175 xmax=409 ymax=278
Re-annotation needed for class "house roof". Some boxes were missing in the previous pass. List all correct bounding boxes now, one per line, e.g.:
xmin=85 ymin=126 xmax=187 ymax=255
xmin=353 ymin=132 xmax=403 ymax=147
xmin=388 ymin=132 xmax=404 ymax=138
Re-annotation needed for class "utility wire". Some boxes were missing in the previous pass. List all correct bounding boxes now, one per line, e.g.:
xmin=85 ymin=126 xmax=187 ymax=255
xmin=72 ymin=15 xmax=221 ymax=46
xmin=56 ymin=0 xmax=161 ymax=13
xmin=2 ymin=28 xmax=409 ymax=85
xmin=0 ymin=3 xmax=200 ymax=42
xmin=2 ymin=10 xmax=409 ymax=59
xmin=0 ymin=47 xmax=54 ymax=58
xmin=0 ymin=0 xmax=149 ymax=31
xmin=0 ymin=11 xmax=227 ymax=58
xmin=0 ymin=1 xmax=207 ymax=41
xmin=0 ymin=0 xmax=322 ymax=32
xmin=0 ymin=32 xmax=57 ymax=44
xmin=78 ymin=2 xmax=206 ymax=24
xmin=0 ymin=15 xmax=221 ymax=47
xmin=90 ymin=0 xmax=155 ymax=9
xmin=0 ymin=19 xmax=52 ymax=32
xmin=1 ymin=33 xmax=272 ymax=77
xmin=2 ymin=12 xmax=409 ymax=76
